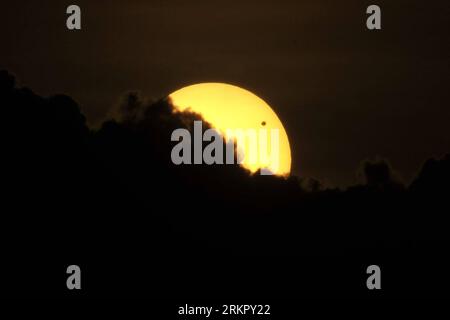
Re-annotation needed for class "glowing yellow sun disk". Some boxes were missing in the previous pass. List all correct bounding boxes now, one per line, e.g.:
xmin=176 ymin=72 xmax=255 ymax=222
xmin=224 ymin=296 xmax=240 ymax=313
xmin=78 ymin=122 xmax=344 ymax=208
xmin=169 ymin=83 xmax=291 ymax=176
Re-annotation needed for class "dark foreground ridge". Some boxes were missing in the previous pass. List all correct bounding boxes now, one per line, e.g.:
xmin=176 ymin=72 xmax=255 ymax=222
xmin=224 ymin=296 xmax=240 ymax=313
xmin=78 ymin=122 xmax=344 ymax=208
xmin=1 ymin=70 xmax=449 ymax=298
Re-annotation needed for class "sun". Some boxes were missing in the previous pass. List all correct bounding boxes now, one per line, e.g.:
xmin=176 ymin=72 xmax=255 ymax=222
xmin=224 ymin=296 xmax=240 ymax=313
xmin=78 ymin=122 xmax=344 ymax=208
xmin=168 ymin=83 xmax=291 ymax=176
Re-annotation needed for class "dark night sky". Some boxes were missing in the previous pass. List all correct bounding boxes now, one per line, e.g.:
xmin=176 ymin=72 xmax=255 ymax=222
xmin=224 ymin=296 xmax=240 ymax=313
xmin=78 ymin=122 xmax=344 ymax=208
xmin=1 ymin=0 xmax=449 ymax=186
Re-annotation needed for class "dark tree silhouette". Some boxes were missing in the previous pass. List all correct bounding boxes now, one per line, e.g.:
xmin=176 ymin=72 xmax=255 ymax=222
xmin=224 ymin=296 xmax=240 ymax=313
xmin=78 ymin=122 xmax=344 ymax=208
xmin=1 ymin=70 xmax=449 ymax=298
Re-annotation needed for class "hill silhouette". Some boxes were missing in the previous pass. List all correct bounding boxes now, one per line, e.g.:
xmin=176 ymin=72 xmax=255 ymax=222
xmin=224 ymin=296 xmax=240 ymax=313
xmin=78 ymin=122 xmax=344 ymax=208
xmin=1 ymin=70 xmax=449 ymax=298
